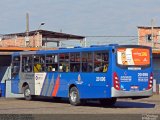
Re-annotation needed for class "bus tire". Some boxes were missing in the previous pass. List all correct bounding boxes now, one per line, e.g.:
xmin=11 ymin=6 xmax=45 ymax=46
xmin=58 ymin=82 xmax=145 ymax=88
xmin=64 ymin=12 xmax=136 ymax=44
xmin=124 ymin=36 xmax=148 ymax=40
xmin=23 ymin=85 xmax=32 ymax=100
xmin=69 ymin=87 xmax=81 ymax=106
xmin=99 ymin=98 xmax=117 ymax=106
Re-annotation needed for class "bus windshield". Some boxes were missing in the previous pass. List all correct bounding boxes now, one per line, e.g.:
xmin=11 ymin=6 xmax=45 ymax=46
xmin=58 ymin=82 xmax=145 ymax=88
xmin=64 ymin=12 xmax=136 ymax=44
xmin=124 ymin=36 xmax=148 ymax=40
xmin=117 ymin=47 xmax=150 ymax=66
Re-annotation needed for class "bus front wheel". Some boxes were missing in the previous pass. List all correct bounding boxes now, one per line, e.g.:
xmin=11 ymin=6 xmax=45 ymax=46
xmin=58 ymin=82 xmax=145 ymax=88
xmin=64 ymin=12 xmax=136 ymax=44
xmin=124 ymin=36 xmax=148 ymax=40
xmin=99 ymin=98 xmax=117 ymax=106
xmin=69 ymin=87 xmax=81 ymax=106
xmin=23 ymin=85 xmax=32 ymax=100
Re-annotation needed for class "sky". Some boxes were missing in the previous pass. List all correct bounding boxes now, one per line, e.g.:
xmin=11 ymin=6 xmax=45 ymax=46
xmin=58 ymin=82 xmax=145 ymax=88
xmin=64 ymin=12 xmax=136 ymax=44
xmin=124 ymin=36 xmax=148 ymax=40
xmin=0 ymin=0 xmax=160 ymax=46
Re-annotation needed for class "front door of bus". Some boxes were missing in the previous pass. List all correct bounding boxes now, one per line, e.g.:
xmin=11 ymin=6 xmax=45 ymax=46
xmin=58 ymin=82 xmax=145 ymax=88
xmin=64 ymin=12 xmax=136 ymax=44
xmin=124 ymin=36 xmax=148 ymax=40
xmin=11 ymin=56 xmax=20 ymax=94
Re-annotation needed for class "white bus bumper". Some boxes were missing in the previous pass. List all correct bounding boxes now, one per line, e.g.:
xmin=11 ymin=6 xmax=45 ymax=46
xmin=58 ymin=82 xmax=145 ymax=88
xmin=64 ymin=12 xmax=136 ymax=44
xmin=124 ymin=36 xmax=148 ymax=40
xmin=111 ymin=87 xmax=153 ymax=97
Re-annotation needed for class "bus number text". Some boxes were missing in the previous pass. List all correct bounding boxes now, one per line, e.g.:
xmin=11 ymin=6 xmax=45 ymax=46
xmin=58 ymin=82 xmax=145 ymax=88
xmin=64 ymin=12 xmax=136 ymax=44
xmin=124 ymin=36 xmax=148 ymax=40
xmin=96 ymin=77 xmax=106 ymax=82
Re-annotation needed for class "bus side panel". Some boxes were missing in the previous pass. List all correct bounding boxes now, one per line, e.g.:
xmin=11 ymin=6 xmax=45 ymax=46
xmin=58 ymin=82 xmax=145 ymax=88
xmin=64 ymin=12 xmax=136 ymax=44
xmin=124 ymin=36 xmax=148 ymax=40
xmin=40 ymin=72 xmax=55 ymax=96
xmin=75 ymin=50 xmax=113 ymax=99
xmin=40 ymin=73 xmax=68 ymax=97
xmin=23 ymin=72 xmax=68 ymax=97
xmin=39 ymin=72 xmax=111 ymax=99
xmin=52 ymin=72 xmax=68 ymax=97
xmin=48 ymin=72 xmax=110 ymax=99
xmin=39 ymin=72 xmax=112 ymax=99
xmin=18 ymin=73 xmax=35 ymax=95
xmin=78 ymin=72 xmax=112 ymax=99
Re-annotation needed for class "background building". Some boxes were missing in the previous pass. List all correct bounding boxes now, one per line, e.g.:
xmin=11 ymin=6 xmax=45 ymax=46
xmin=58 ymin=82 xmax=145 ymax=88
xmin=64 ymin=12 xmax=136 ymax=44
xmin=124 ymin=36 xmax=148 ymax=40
xmin=0 ymin=30 xmax=85 ymax=48
xmin=138 ymin=27 xmax=160 ymax=49
xmin=0 ymin=30 xmax=85 ymax=97
xmin=138 ymin=26 xmax=160 ymax=94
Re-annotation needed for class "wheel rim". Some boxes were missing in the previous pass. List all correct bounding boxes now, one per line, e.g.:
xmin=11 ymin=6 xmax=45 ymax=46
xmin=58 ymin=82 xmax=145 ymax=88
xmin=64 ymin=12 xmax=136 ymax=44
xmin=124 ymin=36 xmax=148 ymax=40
xmin=25 ymin=88 xmax=30 ymax=97
xmin=70 ymin=91 xmax=77 ymax=102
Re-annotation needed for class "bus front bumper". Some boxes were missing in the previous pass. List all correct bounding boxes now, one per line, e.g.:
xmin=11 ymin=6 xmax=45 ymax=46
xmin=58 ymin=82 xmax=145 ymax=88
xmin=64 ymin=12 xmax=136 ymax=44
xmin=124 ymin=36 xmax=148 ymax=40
xmin=111 ymin=87 xmax=153 ymax=98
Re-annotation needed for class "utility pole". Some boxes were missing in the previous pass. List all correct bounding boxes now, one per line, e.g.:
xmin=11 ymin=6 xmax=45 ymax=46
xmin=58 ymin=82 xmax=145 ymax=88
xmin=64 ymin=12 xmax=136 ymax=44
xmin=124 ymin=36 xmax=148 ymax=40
xmin=25 ymin=13 xmax=30 ymax=47
xmin=26 ymin=13 xmax=29 ymax=36
xmin=151 ymin=19 xmax=154 ymax=48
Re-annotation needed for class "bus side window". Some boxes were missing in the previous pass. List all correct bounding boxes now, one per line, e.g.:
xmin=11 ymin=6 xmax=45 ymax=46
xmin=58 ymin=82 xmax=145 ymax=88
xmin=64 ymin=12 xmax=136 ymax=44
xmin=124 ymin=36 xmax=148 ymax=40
xmin=47 ymin=65 xmax=52 ymax=72
xmin=94 ymin=51 xmax=109 ymax=72
xmin=59 ymin=63 xmax=69 ymax=72
xmin=73 ymin=64 xmax=80 ymax=72
xmin=82 ymin=52 xmax=93 ymax=72
xmin=102 ymin=64 xmax=108 ymax=72
xmin=12 ymin=66 xmax=20 ymax=75
xmin=59 ymin=64 xmax=63 ymax=72
xmin=34 ymin=63 xmax=42 ymax=72
xmin=88 ymin=63 xmax=93 ymax=72
xmin=59 ymin=53 xmax=70 ymax=72
xmin=22 ymin=55 xmax=33 ymax=73
xmin=82 ymin=63 xmax=87 ymax=72
xmin=46 ymin=54 xmax=58 ymax=72
xmin=70 ymin=53 xmax=80 ymax=72
xmin=12 ymin=56 xmax=20 ymax=76
xmin=33 ymin=55 xmax=45 ymax=72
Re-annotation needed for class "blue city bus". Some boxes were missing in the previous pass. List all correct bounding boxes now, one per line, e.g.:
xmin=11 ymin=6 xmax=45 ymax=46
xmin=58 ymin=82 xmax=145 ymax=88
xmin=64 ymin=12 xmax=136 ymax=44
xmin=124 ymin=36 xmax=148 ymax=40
xmin=11 ymin=44 xmax=153 ymax=106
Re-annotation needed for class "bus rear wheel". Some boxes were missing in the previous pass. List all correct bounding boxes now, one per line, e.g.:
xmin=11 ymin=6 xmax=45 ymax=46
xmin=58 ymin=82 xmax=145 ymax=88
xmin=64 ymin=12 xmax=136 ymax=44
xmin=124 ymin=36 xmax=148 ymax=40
xmin=99 ymin=98 xmax=117 ymax=106
xmin=69 ymin=87 xmax=81 ymax=106
xmin=23 ymin=85 xmax=32 ymax=100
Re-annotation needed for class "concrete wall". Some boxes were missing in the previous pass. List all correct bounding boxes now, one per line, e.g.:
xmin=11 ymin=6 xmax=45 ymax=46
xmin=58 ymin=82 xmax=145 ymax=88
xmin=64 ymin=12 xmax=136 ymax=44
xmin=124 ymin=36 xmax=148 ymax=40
xmin=138 ymin=27 xmax=160 ymax=49
xmin=0 ymin=34 xmax=42 ymax=47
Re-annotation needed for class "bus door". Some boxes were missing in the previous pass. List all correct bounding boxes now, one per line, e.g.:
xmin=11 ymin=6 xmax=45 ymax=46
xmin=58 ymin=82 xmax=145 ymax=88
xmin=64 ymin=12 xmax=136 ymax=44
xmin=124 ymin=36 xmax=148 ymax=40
xmin=114 ymin=47 xmax=152 ymax=93
xmin=11 ymin=55 xmax=20 ymax=93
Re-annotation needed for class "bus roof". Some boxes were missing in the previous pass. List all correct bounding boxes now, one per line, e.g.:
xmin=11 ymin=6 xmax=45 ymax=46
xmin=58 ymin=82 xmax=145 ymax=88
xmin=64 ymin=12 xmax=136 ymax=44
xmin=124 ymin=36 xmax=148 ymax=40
xmin=12 ymin=44 xmax=151 ymax=56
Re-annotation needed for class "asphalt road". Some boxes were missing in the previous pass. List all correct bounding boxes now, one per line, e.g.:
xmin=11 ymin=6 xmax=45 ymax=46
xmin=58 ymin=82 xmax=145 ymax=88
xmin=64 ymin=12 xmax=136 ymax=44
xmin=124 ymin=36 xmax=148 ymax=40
xmin=0 ymin=95 xmax=159 ymax=115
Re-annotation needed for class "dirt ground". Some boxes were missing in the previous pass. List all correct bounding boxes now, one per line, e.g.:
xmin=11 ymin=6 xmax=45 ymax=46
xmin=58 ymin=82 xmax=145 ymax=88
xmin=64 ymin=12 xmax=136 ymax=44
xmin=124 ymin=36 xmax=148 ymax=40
xmin=0 ymin=95 xmax=159 ymax=114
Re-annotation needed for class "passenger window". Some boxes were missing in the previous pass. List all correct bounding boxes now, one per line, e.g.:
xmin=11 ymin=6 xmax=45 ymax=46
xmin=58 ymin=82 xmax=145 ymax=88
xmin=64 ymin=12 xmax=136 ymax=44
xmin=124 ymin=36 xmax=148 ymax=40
xmin=33 ymin=55 xmax=45 ymax=72
xmin=70 ymin=53 xmax=80 ymax=72
xmin=46 ymin=54 xmax=58 ymax=72
xmin=94 ymin=51 xmax=109 ymax=72
xmin=82 ymin=52 xmax=93 ymax=72
xmin=22 ymin=55 xmax=33 ymax=72
xmin=59 ymin=53 xmax=69 ymax=72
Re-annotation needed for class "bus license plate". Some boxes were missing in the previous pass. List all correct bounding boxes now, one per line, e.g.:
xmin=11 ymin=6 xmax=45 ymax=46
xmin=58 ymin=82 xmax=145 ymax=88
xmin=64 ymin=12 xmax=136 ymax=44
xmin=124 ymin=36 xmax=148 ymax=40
xmin=131 ymin=86 xmax=139 ymax=90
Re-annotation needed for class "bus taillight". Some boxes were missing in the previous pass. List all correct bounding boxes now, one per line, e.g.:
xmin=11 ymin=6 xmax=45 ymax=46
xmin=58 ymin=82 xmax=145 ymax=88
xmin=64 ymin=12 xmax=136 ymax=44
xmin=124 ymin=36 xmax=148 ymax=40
xmin=148 ymin=72 xmax=153 ymax=90
xmin=113 ymin=72 xmax=120 ymax=90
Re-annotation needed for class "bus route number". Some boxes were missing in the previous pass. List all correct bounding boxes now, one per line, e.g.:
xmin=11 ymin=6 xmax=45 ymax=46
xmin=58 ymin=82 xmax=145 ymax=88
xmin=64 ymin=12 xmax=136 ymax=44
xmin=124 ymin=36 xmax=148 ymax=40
xmin=138 ymin=73 xmax=148 ymax=77
xmin=96 ymin=77 xmax=106 ymax=82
